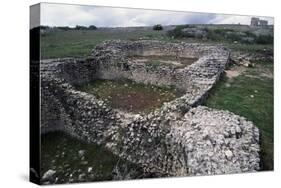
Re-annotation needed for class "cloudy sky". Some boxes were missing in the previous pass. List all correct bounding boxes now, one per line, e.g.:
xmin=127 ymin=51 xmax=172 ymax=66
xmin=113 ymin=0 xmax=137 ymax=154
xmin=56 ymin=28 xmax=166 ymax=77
xmin=40 ymin=3 xmax=274 ymax=27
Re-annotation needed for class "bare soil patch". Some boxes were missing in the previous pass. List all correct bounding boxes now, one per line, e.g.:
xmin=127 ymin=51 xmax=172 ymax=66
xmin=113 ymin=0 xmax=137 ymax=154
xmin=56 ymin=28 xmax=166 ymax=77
xmin=225 ymin=65 xmax=246 ymax=79
xmin=77 ymin=79 xmax=184 ymax=113
xmin=129 ymin=55 xmax=198 ymax=68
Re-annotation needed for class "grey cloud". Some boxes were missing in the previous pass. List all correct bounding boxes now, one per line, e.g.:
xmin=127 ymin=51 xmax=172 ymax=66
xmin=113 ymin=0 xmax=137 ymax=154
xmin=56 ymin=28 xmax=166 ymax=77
xmin=40 ymin=3 xmax=274 ymax=27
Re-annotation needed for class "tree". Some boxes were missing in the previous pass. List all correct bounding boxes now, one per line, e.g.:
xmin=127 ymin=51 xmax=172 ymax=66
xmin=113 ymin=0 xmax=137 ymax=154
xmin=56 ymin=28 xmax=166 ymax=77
xmin=153 ymin=24 xmax=163 ymax=31
xmin=88 ymin=25 xmax=97 ymax=30
xmin=75 ymin=25 xmax=88 ymax=30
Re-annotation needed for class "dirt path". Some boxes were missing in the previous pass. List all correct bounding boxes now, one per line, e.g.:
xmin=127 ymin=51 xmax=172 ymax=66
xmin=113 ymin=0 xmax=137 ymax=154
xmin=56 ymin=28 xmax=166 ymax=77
xmin=225 ymin=65 xmax=246 ymax=79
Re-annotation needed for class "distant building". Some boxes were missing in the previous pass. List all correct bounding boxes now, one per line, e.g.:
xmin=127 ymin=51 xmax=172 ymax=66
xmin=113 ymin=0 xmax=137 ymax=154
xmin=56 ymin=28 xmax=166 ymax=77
xmin=250 ymin=17 xmax=268 ymax=27
xmin=259 ymin=20 xmax=268 ymax=26
xmin=251 ymin=17 xmax=259 ymax=26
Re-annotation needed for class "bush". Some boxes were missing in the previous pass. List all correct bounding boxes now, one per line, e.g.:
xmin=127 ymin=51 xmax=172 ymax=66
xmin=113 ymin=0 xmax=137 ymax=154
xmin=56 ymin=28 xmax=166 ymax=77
xmin=206 ymin=29 xmax=233 ymax=41
xmin=167 ymin=25 xmax=188 ymax=38
xmin=88 ymin=25 xmax=97 ymax=30
xmin=225 ymin=32 xmax=241 ymax=42
xmin=57 ymin=26 xmax=71 ymax=31
xmin=167 ymin=25 xmax=274 ymax=45
xmin=206 ymin=29 xmax=223 ymax=41
xmin=153 ymin=24 xmax=163 ymax=31
xmin=75 ymin=25 xmax=88 ymax=30
xmin=39 ymin=25 xmax=50 ymax=30
xmin=244 ymin=30 xmax=256 ymax=38
xmin=255 ymin=35 xmax=273 ymax=44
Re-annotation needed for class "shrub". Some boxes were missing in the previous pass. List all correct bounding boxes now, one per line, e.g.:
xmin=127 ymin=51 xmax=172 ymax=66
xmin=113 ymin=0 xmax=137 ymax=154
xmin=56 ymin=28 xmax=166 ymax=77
xmin=206 ymin=29 xmax=222 ymax=41
xmin=75 ymin=25 xmax=88 ymax=30
xmin=57 ymin=26 xmax=71 ymax=31
xmin=88 ymin=25 xmax=97 ymax=30
xmin=225 ymin=32 xmax=241 ymax=42
xmin=153 ymin=24 xmax=163 ymax=31
xmin=244 ymin=30 xmax=256 ymax=38
xmin=255 ymin=35 xmax=273 ymax=44
xmin=39 ymin=25 xmax=50 ymax=30
xmin=167 ymin=25 xmax=188 ymax=38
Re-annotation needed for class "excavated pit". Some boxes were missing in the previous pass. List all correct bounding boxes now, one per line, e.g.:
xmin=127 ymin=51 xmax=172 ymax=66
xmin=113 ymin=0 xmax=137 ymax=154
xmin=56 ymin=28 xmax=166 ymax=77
xmin=71 ymin=45 xmax=199 ymax=114
xmin=76 ymin=79 xmax=185 ymax=113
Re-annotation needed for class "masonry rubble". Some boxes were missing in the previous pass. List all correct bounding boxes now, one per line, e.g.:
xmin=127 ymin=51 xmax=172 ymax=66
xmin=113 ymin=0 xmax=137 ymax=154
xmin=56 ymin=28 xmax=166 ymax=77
xmin=40 ymin=40 xmax=260 ymax=176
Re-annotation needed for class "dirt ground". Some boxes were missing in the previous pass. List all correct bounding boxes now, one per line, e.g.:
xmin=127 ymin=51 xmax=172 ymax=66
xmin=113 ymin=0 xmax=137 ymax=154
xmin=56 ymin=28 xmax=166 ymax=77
xmin=129 ymin=55 xmax=198 ymax=68
xmin=225 ymin=65 xmax=246 ymax=79
xmin=77 ymin=79 xmax=184 ymax=113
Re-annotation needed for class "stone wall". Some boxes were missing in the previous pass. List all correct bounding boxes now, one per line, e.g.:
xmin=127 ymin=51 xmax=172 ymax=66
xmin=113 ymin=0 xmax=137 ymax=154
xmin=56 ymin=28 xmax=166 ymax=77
xmin=40 ymin=40 xmax=260 ymax=176
xmin=91 ymin=40 xmax=229 ymax=92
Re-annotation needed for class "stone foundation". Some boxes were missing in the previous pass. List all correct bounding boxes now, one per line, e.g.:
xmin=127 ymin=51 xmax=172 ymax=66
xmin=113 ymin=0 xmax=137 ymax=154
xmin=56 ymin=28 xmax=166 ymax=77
xmin=40 ymin=40 xmax=260 ymax=176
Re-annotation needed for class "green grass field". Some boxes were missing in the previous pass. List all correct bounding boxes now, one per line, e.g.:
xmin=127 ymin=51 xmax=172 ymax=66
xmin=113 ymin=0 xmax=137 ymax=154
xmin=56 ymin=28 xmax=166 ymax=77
xmin=40 ymin=29 xmax=273 ymax=59
xmin=204 ymin=62 xmax=273 ymax=170
xmin=40 ymin=29 xmax=167 ymax=59
xmin=41 ymin=131 xmax=144 ymax=184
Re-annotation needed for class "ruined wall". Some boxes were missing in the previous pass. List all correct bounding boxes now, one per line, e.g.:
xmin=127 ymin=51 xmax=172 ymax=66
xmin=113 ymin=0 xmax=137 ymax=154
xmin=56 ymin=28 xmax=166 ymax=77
xmin=40 ymin=72 xmax=186 ymax=175
xmin=40 ymin=40 xmax=260 ymax=176
xmin=92 ymin=40 xmax=229 ymax=91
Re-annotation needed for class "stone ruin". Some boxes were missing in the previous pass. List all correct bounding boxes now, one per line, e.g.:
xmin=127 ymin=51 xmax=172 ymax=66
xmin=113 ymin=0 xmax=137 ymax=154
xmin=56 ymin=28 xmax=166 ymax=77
xmin=250 ymin=17 xmax=268 ymax=27
xmin=41 ymin=40 xmax=260 ymax=177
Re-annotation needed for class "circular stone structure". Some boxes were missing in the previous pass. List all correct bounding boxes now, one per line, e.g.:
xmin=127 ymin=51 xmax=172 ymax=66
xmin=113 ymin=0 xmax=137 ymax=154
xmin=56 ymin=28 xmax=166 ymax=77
xmin=41 ymin=40 xmax=260 ymax=176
